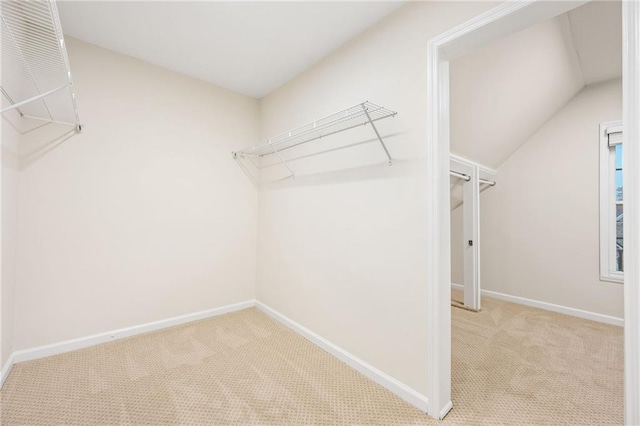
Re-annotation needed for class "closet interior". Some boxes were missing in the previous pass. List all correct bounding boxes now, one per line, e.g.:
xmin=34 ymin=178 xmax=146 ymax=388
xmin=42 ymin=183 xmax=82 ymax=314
xmin=0 ymin=1 xmax=629 ymax=424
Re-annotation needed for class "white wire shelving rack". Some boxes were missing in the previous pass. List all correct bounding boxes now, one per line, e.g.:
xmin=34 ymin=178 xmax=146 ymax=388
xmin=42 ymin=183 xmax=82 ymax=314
xmin=233 ymin=101 xmax=397 ymax=179
xmin=1 ymin=0 xmax=81 ymax=132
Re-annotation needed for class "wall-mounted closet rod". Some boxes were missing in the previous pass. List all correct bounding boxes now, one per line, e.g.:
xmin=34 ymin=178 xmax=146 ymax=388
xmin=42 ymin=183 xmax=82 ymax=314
xmin=449 ymin=170 xmax=496 ymax=186
xmin=480 ymin=178 xmax=496 ymax=186
xmin=450 ymin=170 xmax=470 ymax=181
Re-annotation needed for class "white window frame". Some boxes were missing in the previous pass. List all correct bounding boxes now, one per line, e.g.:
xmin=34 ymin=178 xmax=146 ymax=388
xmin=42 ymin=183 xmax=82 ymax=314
xmin=600 ymin=120 xmax=623 ymax=283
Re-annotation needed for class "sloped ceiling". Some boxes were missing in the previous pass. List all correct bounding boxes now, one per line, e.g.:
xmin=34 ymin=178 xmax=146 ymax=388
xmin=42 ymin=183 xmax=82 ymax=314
xmin=568 ymin=1 xmax=622 ymax=85
xmin=450 ymin=1 xmax=621 ymax=207
xmin=56 ymin=1 xmax=404 ymax=99
xmin=450 ymin=13 xmax=585 ymax=170
xmin=450 ymin=1 xmax=621 ymax=171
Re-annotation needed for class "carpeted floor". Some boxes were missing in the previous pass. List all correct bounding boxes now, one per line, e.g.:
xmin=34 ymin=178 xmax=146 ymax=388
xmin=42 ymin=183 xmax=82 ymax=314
xmin=1 ymin=294 xmax=623 ymax=425
xmin=449 ymin=290 xmax=623 ymax=425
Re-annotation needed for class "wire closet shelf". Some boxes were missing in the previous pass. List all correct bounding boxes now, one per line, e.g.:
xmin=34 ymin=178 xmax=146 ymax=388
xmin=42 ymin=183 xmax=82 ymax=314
xmin=233 ymin=101 xmax=397 ymax=179
xmin=1 ymin=0 xmax=81 ymax=131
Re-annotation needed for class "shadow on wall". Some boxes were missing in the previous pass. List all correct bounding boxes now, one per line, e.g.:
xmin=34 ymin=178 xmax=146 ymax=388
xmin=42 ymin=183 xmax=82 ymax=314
xmin=238 ymin=132 xmax=409 ymax=189
xmin=2 ymin=114 xmax=80 ymax=171
xmin=19 ymin=127 xmax=78 ymax=171
xmin=262 ymin=157 xmax=413 ymax=191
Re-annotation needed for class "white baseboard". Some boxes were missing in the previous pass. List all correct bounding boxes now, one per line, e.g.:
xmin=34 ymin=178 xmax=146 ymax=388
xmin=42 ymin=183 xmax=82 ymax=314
xmin=0 ymin=352 xmax=16 ymax=387
xmin=255 ymin=301 xmax=429 ymax=413
xmin=451 ymin=283 xmax=624 ymax=327
xmin=10 ymin=299 xmax=256 ymax=366
xmin=439 ymin=400 xmax=453 ymax=420
xmin=6 ymin=298 xmax=430 ymax=413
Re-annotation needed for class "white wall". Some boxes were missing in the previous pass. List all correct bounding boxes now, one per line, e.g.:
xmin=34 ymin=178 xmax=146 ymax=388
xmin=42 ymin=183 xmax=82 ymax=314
xmin=450 ymin=14 xmax=584 ymax=169
xmin=2 ymin=0 xmax=618 ymax=400
xmin=446 ymin=8 xmax=589 ymax=301
xmin=478 ymin=79 xmax=623 ymax=318
xmin=12 ymin=38 xmax=260 ymax=351
xmin=1 ymin=121 xmax=20 ymax=366
xmin=256 ymin=1 xmax=496 ymax=397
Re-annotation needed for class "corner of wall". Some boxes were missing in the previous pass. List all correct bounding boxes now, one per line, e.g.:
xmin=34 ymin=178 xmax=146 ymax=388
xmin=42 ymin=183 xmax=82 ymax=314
xmin=1 ymin=117 xmax=21 ymax=369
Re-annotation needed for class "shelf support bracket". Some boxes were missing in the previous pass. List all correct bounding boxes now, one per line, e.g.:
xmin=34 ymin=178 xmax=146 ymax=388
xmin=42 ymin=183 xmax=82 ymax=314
xmin=0 ymin=84 xmax=70 ymax=115
xmin=269 ymin=141 xmax=295 ymax=179
xmin=362 ymin=104 xmax=393 ymax=165
xmin=0 ymin=86 xmax=24 ymax=117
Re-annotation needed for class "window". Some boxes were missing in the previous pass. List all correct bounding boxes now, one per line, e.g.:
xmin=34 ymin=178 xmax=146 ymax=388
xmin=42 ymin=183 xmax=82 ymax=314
xmin=600 ymin=121 xmax=623 ymax=283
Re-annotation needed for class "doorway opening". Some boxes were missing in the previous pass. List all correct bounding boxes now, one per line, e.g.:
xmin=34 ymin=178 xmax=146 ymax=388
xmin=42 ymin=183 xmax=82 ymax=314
xmin=426 ymin=1 xmax=640 ymax=423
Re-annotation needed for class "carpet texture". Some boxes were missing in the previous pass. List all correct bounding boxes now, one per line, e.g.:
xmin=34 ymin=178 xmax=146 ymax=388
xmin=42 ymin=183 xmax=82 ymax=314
xmin=1 ymin=295 xmax=623 ymax=425
xmin=449 ymin=290 xmax=622 ymax=425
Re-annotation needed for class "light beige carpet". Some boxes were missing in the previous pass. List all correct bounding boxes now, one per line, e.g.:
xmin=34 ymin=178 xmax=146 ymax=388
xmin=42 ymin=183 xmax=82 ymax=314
xmin=1 ymin=296 xmax=623 ymax=425
xmin=449 ymin=290 xmax=622 ymax=425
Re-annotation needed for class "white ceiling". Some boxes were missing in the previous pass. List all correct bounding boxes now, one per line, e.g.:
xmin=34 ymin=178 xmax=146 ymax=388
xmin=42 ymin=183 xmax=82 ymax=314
xmin=450 ymin=14 xmax=585 ymax=170
xmin=56 ymin=1 xmax=404 ymax=99
xmin=450 ymin=1 xmax=621 ymax=171
xmin=568 ymin=1 xmax=622 ymax=85
xmin=449 ymin=1 xmax=621 ymax=208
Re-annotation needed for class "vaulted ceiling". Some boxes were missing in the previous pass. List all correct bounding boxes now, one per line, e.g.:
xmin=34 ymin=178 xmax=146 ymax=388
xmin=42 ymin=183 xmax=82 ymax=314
xmin=56 ymin=1 xmax=404 ymax=99
xmin=568 ymin=1 xmax=622 ymax=85
xmin=450 ymin=1 xmax=622 ymax=170
xmin=449 ymin=1 xmax=621 ymax=209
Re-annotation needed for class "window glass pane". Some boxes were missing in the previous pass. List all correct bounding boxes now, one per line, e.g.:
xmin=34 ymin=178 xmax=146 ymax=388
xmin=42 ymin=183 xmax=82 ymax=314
xmin=616 ymin=145 xmax=623 ymax=201
xmin=616 ymin=204 xmax=624 ymax=272
xmin=601 ymin=123 xmax=624 ymax=281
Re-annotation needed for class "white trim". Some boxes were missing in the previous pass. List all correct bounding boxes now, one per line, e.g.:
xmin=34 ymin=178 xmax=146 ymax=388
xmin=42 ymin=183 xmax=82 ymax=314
xmin=255 ymin=301 xmax=429 ymax=413
xmin=426 ymin=31 xmax=452 ymax=421
xmin=623 ymin=1 xmax=640 ymax=423
xmin=428 ymin=0 xmax=639 ymax=421
xmin=451 ymin=283 xmax=623 ymax=327
xmin=3 ymin=298 xmax=430 ymax=413
xmin=463 ymin=163 xmax=481 ymax=311
xmin=449 ymin=154 xmax=496 ymax=182
xmin=436 ymin=1 xmax=588 ymax=62
xmin=607 ymin=125 xmax=624 ymax=137
xmin=600 ymin=120 xmax=624 ymax=283
xmin=11 ymin=300 xmax=255 ymax=365
xmin=439 ymin=400 xmax=453 ymax=420
xmin=0 ymin=352 xmax=16 ymax=388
